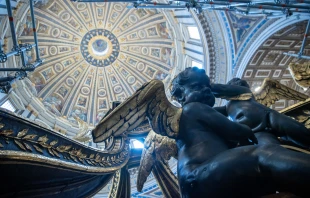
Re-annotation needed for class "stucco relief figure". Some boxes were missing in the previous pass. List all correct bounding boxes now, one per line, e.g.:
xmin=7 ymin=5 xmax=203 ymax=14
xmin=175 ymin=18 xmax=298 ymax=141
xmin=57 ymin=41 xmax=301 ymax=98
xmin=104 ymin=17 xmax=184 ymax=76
xmin=212 ymin=78 xmax=310 ymax=148
xmin=93 ymin=67 xmax=310 ymax=197
xmin=289 ymin=62 xmax=310 ymax=88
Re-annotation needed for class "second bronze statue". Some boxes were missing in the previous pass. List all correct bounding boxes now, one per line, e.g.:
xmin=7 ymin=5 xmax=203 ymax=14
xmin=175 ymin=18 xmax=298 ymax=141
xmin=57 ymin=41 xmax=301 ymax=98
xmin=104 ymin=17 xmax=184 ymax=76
xmin=93 ymin=67 xmax=310 ymax=198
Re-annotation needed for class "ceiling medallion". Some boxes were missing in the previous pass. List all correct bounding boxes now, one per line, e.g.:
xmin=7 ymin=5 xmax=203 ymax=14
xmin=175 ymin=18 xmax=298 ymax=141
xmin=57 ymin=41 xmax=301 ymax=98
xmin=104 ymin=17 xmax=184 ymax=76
xmin=80 ymin=29 xmax=120 ymax=67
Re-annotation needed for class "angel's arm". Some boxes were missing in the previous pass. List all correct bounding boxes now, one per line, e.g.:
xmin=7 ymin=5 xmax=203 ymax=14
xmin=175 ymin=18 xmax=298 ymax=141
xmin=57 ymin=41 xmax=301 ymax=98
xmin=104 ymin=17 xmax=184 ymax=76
xmin=211 ymin=83 xmax=252 ymax=98
xmin=269 ymin=111 xmax=310 ymax=149
xmin=183 ymin=103 xmax=257 ymax=144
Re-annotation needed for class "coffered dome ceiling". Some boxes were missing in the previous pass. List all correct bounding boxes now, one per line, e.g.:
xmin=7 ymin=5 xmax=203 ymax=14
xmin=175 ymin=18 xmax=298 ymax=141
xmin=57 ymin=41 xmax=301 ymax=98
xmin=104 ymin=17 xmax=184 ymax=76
xmin=18 ymin=1 xmax=175 ymax=126
xmin=241 ymin=20 xmax=310 ymax=110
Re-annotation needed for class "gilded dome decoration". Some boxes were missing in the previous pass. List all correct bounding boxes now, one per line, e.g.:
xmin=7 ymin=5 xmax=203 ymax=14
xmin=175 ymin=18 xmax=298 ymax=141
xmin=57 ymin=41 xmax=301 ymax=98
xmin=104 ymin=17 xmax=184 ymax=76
xmin=17 ymin=0 xmax=176 ymax=126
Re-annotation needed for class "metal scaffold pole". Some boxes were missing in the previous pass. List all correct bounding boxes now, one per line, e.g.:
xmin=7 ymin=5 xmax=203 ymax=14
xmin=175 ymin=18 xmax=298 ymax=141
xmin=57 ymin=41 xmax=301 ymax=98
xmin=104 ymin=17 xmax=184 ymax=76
xmin=29 ymin=0 xmax=41 ymax=62
xmin=0 ymin=0 xmax=44 ymax=93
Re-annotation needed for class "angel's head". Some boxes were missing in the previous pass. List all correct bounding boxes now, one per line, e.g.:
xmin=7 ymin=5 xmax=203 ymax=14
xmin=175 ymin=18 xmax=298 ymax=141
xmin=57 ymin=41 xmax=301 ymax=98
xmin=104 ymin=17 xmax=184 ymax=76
xmin=170 ymin=67 xmax=215 ymax=107
xmin=227 ymin=78 xmax=250 ymax=88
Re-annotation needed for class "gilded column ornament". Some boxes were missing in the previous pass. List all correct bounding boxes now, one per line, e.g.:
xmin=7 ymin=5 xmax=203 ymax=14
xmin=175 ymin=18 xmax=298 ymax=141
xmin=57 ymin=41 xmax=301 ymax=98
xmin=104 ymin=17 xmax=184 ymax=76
xmin=108 ymin=167 xmax=131 ymax=198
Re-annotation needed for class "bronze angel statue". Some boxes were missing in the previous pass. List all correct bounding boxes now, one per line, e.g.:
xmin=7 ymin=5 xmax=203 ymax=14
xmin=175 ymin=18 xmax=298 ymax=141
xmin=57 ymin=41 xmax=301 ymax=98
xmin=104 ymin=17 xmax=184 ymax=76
xmin=92 ymin=67 xmax=310 ymax=198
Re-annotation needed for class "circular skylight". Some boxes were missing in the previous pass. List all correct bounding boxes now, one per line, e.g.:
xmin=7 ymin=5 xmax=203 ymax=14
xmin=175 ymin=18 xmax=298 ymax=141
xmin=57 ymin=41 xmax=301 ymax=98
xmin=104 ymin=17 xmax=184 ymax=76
xmin=92 ymin=39 xmax=108 ymax=56
xmin=80 ymin=29 xmax=120 ymax=67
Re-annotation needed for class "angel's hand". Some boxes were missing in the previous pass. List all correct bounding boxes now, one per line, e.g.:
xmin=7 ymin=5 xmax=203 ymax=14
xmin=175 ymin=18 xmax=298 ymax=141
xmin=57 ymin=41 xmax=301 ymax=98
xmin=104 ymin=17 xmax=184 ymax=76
xmin=210 ymin=83 xmax=252 ymax=99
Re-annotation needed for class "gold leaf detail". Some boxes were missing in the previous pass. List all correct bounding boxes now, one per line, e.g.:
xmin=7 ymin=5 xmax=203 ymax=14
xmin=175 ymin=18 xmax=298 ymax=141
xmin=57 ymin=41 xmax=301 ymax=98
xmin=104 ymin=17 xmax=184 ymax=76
xmin=56 ymin=146 xmax=65 ymax=152
xmin=95 ymin=154 xmax=101 ymax=162
xmin=76 ymin=149 xmax=82 ymax=157
xmin=86 ymin=160 xmax=93 ymax=165
xmin=38 ymin=135 xmax=48 ymax=143
xmin=33 ymin=145 xmax=43 ymax=153
xmin=23 ymin=134 xmax=37 ymax=140
xmin=0 ymin=130 xmax=13 ymax=136
xmin=50 ymin=140 xmax=58 ymax=146
xmin=24 ymin=142 xmax=32 ymax=151
xmin=70 ymin=155 xmax=78 ymax=162
xmin=52 ymin=149 xmax=60 ymax=158
xmin=48 ymin=148 xmax=55 ymax=156
xmin=40 ymin=143 xmax=51 ymax=148
xmin=0 ymin=123 xmax=5 ymax=129
xmin=57 ymin=145 xmax=72 ymax=152
xmin=78 ymin=157 xmax=84 ymax=164
xmin=89 ymin=154 xmax=95 ymax=159
xmin=0 ymin=142 xmax=3 ymax=148
xmin=17 ymin=129 xmax=28 ymax=138
xmin=65 ymin=145 xmax=72 ymax=151
xmin=14 ymin=140 xmax=26 ymax=151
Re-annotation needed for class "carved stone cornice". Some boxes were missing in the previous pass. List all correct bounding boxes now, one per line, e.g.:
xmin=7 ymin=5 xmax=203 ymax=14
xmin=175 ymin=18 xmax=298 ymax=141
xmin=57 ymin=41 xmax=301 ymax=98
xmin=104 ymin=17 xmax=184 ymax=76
xmin=197 ymin=13 xmax=217 ymax=82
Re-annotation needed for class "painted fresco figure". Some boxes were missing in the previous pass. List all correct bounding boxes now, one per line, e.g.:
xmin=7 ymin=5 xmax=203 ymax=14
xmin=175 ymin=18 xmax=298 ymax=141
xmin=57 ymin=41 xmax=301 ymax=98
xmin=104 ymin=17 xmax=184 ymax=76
xmin=211 ymin=78 xmax=310 ymax=148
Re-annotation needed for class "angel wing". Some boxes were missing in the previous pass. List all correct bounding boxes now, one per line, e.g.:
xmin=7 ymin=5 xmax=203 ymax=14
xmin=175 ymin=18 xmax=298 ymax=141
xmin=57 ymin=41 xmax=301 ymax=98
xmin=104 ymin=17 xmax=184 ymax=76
xmin=92 ymin=79 xmax=182 ymax=143
xmin=254 ymin=78 xmax=308 ymax=106
xmin=73 ymin=116 xmax=91 ymax=142
xmin=137 ymin=130 xmax=177 ymax=192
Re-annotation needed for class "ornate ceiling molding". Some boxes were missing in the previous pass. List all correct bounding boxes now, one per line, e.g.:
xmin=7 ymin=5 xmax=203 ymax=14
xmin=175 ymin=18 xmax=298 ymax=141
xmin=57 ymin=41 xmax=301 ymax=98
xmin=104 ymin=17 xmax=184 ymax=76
xmin=234 ymin=15 xmax=310 ymax=78
xmin=10 ymin=1 xmax=184 ymax=132
xmin=237 ymin=19 xmax=310 ymax=110
xmin=198 ymin=12 xmax=216 ymax=82
xmin=199 ymin=11 xmax=233 ymax=84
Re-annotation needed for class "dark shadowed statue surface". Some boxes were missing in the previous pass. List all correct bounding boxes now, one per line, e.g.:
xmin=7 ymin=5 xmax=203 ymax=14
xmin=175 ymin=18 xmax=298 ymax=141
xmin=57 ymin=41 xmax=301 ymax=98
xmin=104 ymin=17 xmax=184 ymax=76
xmin=211 ymin=78 xmax=310 ymax=148
xmin=93 ymin=67 xmax=310 ymax=198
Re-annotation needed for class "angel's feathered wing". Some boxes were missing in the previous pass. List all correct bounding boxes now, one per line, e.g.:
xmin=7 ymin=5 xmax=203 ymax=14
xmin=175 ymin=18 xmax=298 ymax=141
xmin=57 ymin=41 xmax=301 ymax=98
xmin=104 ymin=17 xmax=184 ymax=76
xmin=92 ymin=79 xmax=182 ymax=143
xmin=137 ymin=130 xmax=177 ymax=192
xmin=254 ymin=78 xmax=308 ymax=106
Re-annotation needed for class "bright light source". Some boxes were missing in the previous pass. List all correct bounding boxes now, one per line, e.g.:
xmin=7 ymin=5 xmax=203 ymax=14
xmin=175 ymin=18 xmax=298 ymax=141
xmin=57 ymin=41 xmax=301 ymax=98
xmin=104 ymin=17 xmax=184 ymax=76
xmin=1 ymin=100 xmax=16 ymax=112
xmin=187 ymin=26 xmax=200 ymax=40
xmin=132 ymin=140 xmax=144 ymax=149
xmin=254 ymin=87 xmax=261 ymax=92
xmin=303 ymin=88 xmax=308 ymax=91
xmin=192 ymin=60 xmax=203 ymax=69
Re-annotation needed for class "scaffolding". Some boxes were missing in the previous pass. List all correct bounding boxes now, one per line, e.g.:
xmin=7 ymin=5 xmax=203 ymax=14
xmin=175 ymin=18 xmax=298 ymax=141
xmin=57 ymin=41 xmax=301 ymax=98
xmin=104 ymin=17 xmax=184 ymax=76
xmin=73 ymin=0 xmax=310 ymax=59
xmin=0 ymin=0 xmax=43 ymax=93
xmin=72 ymin=0 xmax=310 ymax=16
